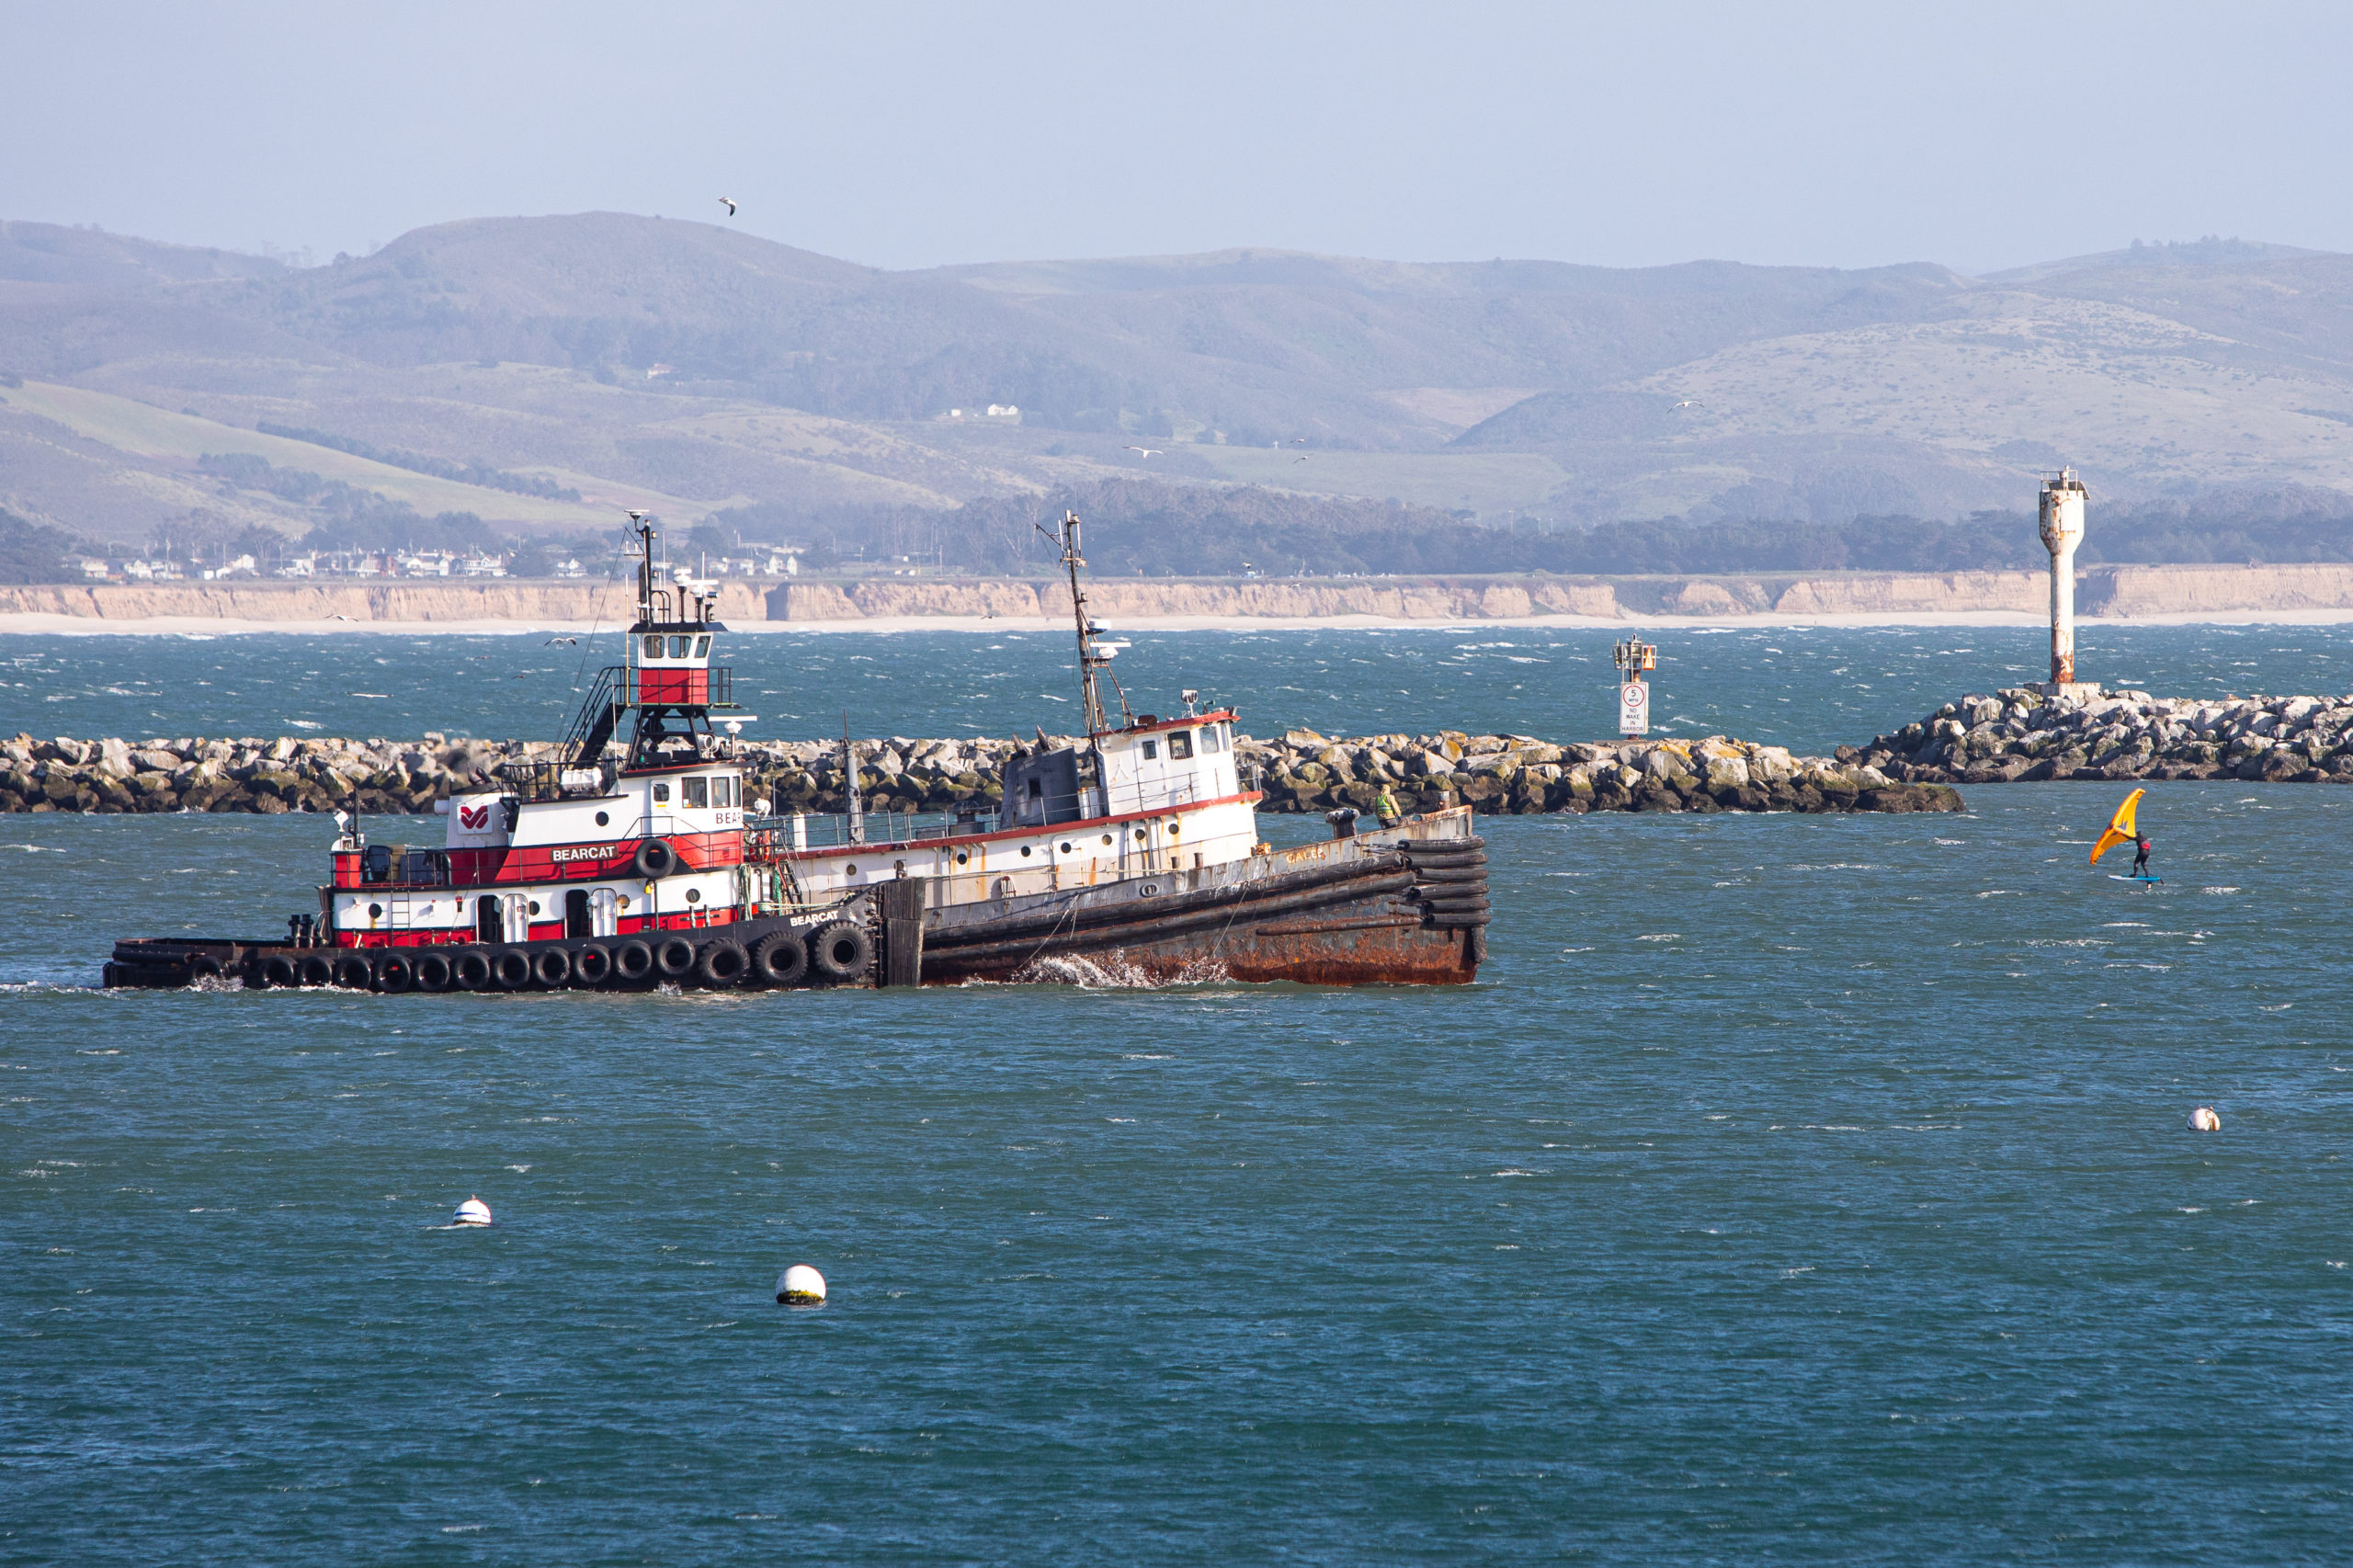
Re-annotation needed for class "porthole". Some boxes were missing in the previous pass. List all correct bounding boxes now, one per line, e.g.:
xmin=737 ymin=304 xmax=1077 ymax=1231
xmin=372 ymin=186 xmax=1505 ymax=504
xmin=686 ymin=888 xmax=702 ymax=903
xmin=1167 ymin=820 xmax=1181 ymax=836
xmin=618 ymin=895 xmax=631 ymax=909
xmin=1020 ymin=846 xmax=1032 ymax=858
xmin=1101 ymin=834 xmax=1112 ymax=846
xmin=368 ymin=903 xmax=382 ymax=919
xmin=845 ymin=863 xmax=858 ymax=875
xmin=1059 ymin=841 xmax=1072 ymax=854
xmin=955 ymin=850 xmax=969 ymax=866
xmin=595 ymin=811 xmax=609 ymax=826
xmin=1142 ymin=884 xmax=1157 ymax=896
xmin=528 ymin=901 xmax=540 ymax=915
xmin=1132 ymin=828 xmax=1147 ymax=841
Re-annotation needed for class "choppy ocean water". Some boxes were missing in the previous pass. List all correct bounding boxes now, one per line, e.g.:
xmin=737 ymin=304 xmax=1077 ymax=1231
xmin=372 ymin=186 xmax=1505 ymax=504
xmin=6 ymin=625 xmax=2353 ymax=1563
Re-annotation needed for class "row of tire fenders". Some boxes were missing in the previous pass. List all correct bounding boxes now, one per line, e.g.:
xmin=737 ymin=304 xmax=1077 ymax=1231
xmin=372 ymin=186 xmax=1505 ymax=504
xmin=246 ymin=921 xmax=874 ymax=993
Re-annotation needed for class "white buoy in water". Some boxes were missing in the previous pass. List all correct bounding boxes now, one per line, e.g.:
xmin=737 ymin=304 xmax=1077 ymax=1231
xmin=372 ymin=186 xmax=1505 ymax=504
xmin=776 ymin=1264 xmax=826 ymax=1305
xmin=453 ymin=1195 xmax=493 ymax=1226
xmin=2188 ymin=1106 xmax=2222 ymax=1133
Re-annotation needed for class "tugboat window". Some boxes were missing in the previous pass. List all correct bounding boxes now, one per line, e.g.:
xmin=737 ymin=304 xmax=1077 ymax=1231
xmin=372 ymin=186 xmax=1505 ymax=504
xmin=683 ymin=777 xmax=709 ymax=808
xmin=653 ymin=782 xmax=670 ymax=803
xmin=1202 ymin=725 xmax=1222 ymax=753
xmin=643 ymin=634 xmax=663 ymax=659
xmin=955 ymin=850 xmax=969 ymax=865
xmin=1168 ymin=732 xmax=1193 ymax=759
xmin=686 ymin=888 xmax=702 ymax=903
xmin=1141 ymin=740 xmax=1158 ymax=760
xmin=693 ymin=635 xmax=710 ymax=657
xmin=669 ymin=635 xmax=688 ymax=657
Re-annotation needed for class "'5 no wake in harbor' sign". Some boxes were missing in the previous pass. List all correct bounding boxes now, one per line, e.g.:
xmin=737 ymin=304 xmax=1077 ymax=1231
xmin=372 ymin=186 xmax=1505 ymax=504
xmin=1619 ymin=679 xmax=1649 ymax=735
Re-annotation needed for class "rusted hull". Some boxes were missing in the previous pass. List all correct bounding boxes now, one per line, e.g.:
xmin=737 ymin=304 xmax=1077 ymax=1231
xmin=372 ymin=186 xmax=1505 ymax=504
xmin=915 ymin=820 xmax=1490 ymax=987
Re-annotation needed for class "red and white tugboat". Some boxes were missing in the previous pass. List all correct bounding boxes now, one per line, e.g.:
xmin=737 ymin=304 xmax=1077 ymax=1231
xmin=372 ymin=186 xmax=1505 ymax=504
xmin=104 ymin=513 xmax=1489 ymax=993
xmin=106 ymin=516 xmax=869 ymax=994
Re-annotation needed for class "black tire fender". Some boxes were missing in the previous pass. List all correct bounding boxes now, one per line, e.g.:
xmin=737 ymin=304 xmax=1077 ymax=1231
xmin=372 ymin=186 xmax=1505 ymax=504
xmin=614 ymin=939 xmax=654 ymax=981
xmin=493 ymin=949 xmax=532 ymax=991
xmin=752 ymin=929 xmax=808 ymax=988
xmin=632 ymin=838 xmax=678 ymax=880
xmin=695 ymin=938 xmax=748 ymax=987
xmin=415 ymin=951 xmax=454 ymax=992
xmin=573 ymin=943 xmax=612 ymax=985
xmin=376 ymin=954 xmax=415 ymax=994
xmin=262 ymin=953 xmax=298 ymax=989
xmin=810 ymin=921 xmax=873 ymax=983
xmin=654 ymin=937 xmax=696 ymax=979
xmin=533 ymin=947 xmax=573 ymax=988
xmin=453 ymin=949 xmax=492 ymax=991
xmin=333 ymin=954 xmax=372 ymax=989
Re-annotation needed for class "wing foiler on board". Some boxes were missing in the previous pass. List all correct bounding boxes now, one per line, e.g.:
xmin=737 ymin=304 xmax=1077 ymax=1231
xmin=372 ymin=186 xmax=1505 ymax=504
xmin=2090 ymin=788 xmax=2160 ymax=882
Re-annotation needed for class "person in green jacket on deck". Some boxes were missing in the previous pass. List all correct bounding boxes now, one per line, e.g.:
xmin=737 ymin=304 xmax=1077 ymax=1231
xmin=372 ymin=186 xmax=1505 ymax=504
xmin=1375 ymin=784 xmax=1402 ymax=828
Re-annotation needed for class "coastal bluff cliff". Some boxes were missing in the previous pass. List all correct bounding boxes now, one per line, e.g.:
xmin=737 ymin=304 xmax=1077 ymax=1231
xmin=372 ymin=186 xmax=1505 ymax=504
xmin=0 ymin=731 xmax=1960 ymax=818
xmin=8 ymin=563 xmax=2353 ymax=625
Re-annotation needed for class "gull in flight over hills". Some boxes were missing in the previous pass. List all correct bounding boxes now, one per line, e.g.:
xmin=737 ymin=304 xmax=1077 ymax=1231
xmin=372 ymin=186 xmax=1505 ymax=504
xmin=1124 ymin=445 xmax=1161 ymax=459
xmin=719 ymin=197 xmax=737 ymax=216
xmin=328 ymin=613 xmax=353 ymax=621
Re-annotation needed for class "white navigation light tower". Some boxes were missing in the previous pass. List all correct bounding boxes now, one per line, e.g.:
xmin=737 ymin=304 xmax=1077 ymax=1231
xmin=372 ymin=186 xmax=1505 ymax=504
xmin=2036 ymin=468 xmax=2097 ymax=697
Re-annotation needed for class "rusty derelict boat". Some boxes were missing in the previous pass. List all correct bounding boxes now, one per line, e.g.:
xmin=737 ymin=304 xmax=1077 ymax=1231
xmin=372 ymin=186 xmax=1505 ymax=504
xmin=103 ymin=513 xmax=1488 ymax=994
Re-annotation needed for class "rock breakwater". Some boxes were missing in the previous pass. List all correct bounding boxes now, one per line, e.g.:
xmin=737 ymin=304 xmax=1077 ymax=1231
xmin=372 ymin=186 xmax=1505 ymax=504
xmin=1854 ymin=688 xmax=2353 ymax=784
xmin=0 ymin=731 xmax=1961 ymax=817
xmin=1244 ymin=731 xmax=1961 ymax=816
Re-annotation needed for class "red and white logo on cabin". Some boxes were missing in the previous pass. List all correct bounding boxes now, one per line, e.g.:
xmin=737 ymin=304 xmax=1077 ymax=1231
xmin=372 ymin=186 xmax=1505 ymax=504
xmin=459 ymin=804 xmax=491 ymax=831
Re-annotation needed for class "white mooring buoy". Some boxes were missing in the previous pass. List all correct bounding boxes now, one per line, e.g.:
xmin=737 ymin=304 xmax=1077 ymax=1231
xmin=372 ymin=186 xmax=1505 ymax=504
xmin=776 ymin=1264 xmax=826 ymax=1305
xmin=2188 ymin=1107 xmax=2222 ymax=1133
xmin=453 ymin=1195 xmax=494 ymax=1226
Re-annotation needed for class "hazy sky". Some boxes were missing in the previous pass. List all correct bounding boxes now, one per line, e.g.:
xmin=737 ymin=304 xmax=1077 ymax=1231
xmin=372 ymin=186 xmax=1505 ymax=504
xmin=11 ymin=1 xmax=2349 ymax=275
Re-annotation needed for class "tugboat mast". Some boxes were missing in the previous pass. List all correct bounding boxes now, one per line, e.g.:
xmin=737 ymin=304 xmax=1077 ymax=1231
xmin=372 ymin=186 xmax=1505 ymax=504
xmin=1041 ymin=509 xmax=1131 ymax=738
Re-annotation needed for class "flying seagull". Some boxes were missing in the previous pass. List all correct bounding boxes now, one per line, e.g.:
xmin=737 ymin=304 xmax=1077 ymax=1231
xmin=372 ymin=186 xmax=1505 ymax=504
xmin=1672 ymin=400 xmax=1705 ymax=410
xmin=1124 ymin=445 xmax=1161 ymax=459
xmin=543 ymin=635 xmax=579 ymax=645
xmin=1294 ymin=454 xmax=1311 ymax=463
xmin=328 ymin=613 xmax=353 ymax=621
xmin=719 ymin=197 xmax=737 ymax=216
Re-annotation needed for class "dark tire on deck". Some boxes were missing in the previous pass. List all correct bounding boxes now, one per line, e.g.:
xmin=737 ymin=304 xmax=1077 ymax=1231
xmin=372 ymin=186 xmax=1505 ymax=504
xmin=695 ymin=938 xmax=748 ymax=987
xmin=262 ymin=954 xmax=298 ymax=989
xmin=453 ymin=949 xmax=492 ymax=991
xmin=415 ymin=951 xmax=454 ymax=993
xmin=810 ymin=921 xmax=873 ymax=984
xmin=298 ymin=953 xmax=334 ymax=988
xmin=376 ymin=954 xmax=415 ymax=994
xmin=614 ymin=939 xmax=654 ymax=982
xmin=752 ymin=929 xmax=808 ymax=988
xmin=492 ymin=949 xmax=532 ymax=991
xmin=573 ymin=943 xmax=612 ymax=986
xmin=333 ymin=954 xmax=372 ymax=990
xmin=632 ymin=838 xmax=678 ymax=880
xmin=533 ymin=947 xmax=572 ymax=988
xmin=655 ymin=937 xmax=696 ymax=980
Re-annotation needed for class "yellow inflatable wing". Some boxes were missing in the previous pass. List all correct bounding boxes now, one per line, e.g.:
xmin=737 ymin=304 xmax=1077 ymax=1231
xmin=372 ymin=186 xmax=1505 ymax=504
xmin=2090 ymin=788 xmax=2144 ymax=865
